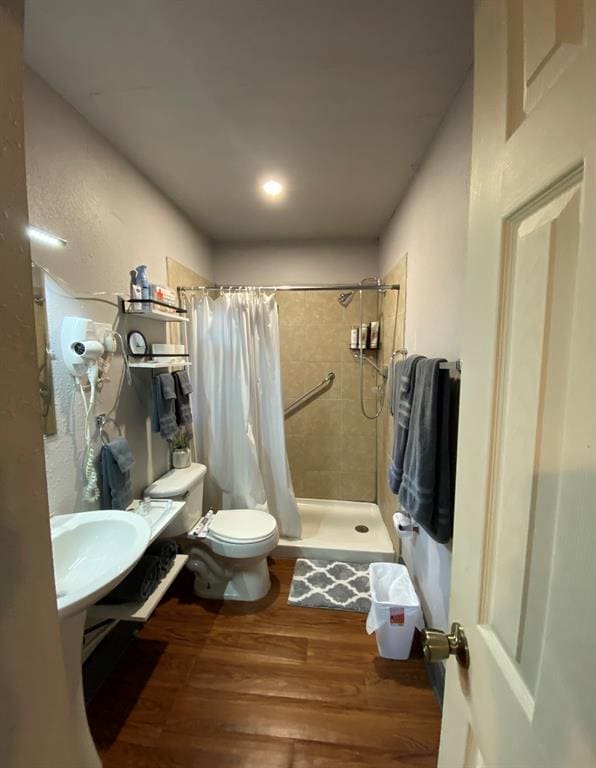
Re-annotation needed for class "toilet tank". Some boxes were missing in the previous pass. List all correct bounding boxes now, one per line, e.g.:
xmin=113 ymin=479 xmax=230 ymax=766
xmin=144 ymin=463 xmax=207 ymax=537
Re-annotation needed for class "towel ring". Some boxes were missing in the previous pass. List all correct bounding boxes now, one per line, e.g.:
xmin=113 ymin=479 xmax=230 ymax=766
xmin=96 ymin=414 xmax=122 ymax=446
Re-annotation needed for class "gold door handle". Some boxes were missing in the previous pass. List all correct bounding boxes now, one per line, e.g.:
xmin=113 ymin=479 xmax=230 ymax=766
xmin=421 ymin=622 xmax=470 ymax=669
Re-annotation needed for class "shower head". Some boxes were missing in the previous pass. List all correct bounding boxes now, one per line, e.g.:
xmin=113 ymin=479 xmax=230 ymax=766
xmin=337 ymin=291 xmax=354 ymax=308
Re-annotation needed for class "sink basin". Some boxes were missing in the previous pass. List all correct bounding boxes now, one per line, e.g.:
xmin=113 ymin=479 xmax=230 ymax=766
xmin=50 ymin=510 xmax=151 ymax=618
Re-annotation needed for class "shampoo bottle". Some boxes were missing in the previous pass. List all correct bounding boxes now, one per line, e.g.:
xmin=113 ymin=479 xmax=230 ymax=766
xmin=129 ymin=269 xmax=142 ymax=312
xmin=136 ymin=264 xmax=149 ymax=309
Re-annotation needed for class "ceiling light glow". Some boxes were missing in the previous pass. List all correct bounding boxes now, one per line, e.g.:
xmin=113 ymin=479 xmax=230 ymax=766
xmin=27 ymin=226 xmax=67 ymax=248
xmin=261 ymin=179 xmax=284 ymax=198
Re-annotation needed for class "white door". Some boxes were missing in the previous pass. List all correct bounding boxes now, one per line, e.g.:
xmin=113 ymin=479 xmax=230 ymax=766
xmin=438 ymin=2 xmax=596 ymax=766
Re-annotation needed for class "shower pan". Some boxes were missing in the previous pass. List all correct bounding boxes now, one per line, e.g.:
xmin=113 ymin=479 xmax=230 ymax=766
xmin=274 ymin=498 xmax=394 ymax=563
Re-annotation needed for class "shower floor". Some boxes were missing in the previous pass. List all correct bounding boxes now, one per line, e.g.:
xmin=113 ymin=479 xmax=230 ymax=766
xmin=274 ymin=498 xmax=395 ymax=563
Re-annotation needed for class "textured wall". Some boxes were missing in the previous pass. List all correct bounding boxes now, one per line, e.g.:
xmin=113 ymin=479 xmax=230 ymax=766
xmin=0 ymin=3 xmax=76 ymax=765
xmin=280 ymin=290 xmax=380 ymax=502
xmin=214 ymin=240 xmax=378 ymax=285
xmin=378 ymin=73 xmax=473 ymax=631
xmin=376 ymin=257 xmax=407 ymax=553
xmin=24 ymin=68 xmax=213 ymax=515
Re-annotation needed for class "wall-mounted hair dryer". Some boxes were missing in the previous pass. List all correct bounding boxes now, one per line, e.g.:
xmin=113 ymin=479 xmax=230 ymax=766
xmin=61 ymin=316 xmax=118 ymax=503
xmin=61 ymin=317 xmax=115 ymax=379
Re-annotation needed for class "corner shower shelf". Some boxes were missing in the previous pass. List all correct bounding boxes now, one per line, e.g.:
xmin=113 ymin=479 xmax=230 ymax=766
xmin=89 ymin=554 xmax=188 ymax=623
xmin=121 ymin=298 xmax=189 ymax=322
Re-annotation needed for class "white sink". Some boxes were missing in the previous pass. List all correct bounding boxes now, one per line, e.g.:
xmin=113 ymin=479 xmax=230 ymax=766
xmin=50 ymin=510 xmax=151 ymax=618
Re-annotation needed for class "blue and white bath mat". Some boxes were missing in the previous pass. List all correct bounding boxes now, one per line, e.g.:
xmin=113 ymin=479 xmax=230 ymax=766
xmin=288 ymin=558 xmax=371 ymax=613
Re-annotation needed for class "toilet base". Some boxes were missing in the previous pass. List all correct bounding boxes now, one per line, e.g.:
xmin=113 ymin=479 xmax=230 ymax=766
xmin=188 ymin=548 xmax=272 ymax=602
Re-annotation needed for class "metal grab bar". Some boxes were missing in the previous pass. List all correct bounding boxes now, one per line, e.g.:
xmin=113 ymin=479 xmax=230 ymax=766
xmin=284 ymin=372 xmax=335 ymax=417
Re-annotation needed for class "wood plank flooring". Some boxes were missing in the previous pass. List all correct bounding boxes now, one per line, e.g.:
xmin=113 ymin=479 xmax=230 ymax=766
xmin=88 ymin=558 xmax=441 ymax=767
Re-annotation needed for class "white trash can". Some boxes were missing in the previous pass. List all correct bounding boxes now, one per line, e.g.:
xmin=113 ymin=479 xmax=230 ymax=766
xmin=366 ymin=562 xmax=423 ymax=660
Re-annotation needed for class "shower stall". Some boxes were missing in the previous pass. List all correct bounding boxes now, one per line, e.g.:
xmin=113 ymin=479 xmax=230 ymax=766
xmin=179 ymin=280 xmax=401 ymax=563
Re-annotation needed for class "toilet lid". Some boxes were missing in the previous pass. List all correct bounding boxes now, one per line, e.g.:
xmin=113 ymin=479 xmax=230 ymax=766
xmin=209 ymin=508 xmax=277 ymax=544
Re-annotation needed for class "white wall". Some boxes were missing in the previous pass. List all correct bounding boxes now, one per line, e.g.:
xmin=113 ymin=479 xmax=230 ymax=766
xmin=215 ymin=240 xmax=378 ymax=285
xmin=1 ymin=7 xmax=79 ymax=766
xmin=381 ymin=73 xmax=472 ymax=362
xmin=379 ymin=72 xmax=473 ymax=631
xmin=24 ymin=68 xmax=213 ymax=516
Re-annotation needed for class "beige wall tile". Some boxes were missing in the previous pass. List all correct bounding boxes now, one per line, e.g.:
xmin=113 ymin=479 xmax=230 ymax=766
xmin=340 ymin=433 xmax=376 ymax=475
xmin=277 ymin=291 xmax=306 ymax=325
xmin=341 ymin=359 xmax=377 ymax=400
xmin=341 ymin=398 xmax=377 ymax=436
xmin=301 ymin=361 xmax=342 ymax=400
xmin=340 ymin=290 xmax=379 ymax=325
xmin=304 ymin=291 xmax=346 ymax=324
xmin=304 ymin=398 xmax=343 ymax=435
xmin=281 ymin=360 xmax=305 ymax=404
xmin=284 ymin=407 xmax=308 ymax=436
xmin=280 ymin=323 xmax=307 ymax=362
xmin=304 ymin=435 xmax=342 ymax=471
xmin=303 ymin=323 xmax=345 ymax=362
xmin=338 ymin=471 xmax=376 ymax=502
xmin=302 ymin=470 xmax=340 ymax=500
xmin=286 ymin=435 xmax=307 ymax=474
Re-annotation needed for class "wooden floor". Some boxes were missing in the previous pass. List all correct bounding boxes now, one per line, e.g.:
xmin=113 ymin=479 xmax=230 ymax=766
xmin=88 ymin=558 xmax=441 ymax=767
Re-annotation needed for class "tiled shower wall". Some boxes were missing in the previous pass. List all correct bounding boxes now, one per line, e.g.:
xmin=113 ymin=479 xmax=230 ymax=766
xmin=279 ymin=290 xmax=379 ymax=502
xmin=376 ymin=257 xmax=407 ymax=551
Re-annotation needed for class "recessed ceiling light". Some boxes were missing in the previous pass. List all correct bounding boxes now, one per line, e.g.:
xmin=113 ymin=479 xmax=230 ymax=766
xmin=261 ymin=179 xmax=284 ymax=198
xmin=27 ymin=225 xmax=67 ymax=248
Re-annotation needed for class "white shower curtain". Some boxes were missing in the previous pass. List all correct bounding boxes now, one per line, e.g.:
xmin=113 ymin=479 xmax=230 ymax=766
xmin=187 ymin=289 xmax=301 ymax=539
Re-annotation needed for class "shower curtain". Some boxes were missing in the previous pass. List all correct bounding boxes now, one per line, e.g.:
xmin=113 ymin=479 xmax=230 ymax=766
xmin=187 ymin=289 xmax=301 ymax=538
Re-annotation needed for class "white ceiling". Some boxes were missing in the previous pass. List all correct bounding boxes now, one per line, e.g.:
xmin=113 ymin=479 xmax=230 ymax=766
xmin=25 ymin=0 xmax=473 ymax=242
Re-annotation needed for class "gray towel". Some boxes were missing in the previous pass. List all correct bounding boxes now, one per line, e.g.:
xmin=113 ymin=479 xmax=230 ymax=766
xmin=399 ymin=359 xmax=451 ymax=542
xmin=150 ymin=377 xmax=161 ymax=433
xmin=431 ymin=370 xmax=454 ymax=544
xmin=388 ymin=355 xmax=424 ymax=494
xmin=157 ymin=373 xmax=177 ymax=440
xmin=100 ymin=437 xmax=135 ymax=510
xmin=99 ymin=555 xmax=160 ymax=603
xmin=173 ymin=370 xmax=193 ymax=432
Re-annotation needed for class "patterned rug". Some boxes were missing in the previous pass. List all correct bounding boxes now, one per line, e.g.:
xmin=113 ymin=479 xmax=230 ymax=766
xmin=288 ymin=558 xmax=371 ymax=613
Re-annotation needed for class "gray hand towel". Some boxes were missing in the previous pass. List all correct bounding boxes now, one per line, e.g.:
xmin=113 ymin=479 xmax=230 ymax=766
xmin=174 ymin=369 xmax=192 ymax=396
xmin=100 ymin=437 xmax=135 ymax=510
xmin=388 ymin=355 xmax=424 ymax=494
xmin=157 ymin=373 xmax=177 ymax=440
xmin=399 ymin=358 xmax=450 ymax=540
xmin=173 ymin=370 xmax=193 ymax=432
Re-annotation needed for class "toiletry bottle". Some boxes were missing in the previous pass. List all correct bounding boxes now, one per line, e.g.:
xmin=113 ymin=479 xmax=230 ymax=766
xmin=350 ymin=326 xmax=359 ymax=350
xmin=136 ymin=265 xmax=149 ymax=309
xmin=360 ymin=323 xmax=369 ymax=349
xmin=129 ymin=269 xmax=142 ymax=312
xmin=369 ymin=321 xmax=380 ymax=350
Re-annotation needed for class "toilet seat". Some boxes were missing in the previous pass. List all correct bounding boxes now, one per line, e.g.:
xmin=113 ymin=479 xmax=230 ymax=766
xmin=208 ymin=508 xmax=277 ymax=544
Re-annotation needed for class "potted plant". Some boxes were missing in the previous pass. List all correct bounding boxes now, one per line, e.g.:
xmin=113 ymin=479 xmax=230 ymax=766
xmin=170 ymin=428 xmax=191 ymax=469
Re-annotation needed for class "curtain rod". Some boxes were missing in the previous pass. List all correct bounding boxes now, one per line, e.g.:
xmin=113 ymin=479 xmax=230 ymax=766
xmin=178 ymin=283 xmax=400 ymax=293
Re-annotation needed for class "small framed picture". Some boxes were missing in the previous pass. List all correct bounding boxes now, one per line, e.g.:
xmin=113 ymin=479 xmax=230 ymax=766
xmin=127 ymin=330 xmax=148 ymax=357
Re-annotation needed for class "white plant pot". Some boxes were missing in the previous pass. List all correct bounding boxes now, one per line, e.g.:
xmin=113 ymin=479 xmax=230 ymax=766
xmin=172 ymin=448 xmax=191 ymax=469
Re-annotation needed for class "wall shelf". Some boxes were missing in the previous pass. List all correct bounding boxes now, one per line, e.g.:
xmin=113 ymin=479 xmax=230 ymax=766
xmin=88 ymin=554 xmax=188 ymax=623
xmin=128 ymin=360 xmax=192 ymax=370
xmin=121 ymin=298 xmax=189 ymax=323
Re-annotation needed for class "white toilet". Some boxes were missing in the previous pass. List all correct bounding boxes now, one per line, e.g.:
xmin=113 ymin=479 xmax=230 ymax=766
xmin=144 ymin=463 xmax=279 ymax=602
